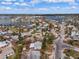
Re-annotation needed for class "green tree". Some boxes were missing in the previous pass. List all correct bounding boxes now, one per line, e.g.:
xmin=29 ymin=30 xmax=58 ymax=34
xmin=47 ymin=33 xmax=55 ymax=44
xmin=41 ymin=36 xmax=47 ymax=50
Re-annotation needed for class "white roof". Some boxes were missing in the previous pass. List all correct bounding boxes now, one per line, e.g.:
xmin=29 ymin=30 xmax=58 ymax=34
xmin=30 ymin=43 xmax=34 ymax=48
xmin=76 ymin=32 xmax=79 ymax=35
xmin=0 ymin=31 xmax=7 ymax=35
xmin=11 ymin=35 xmax=18 ymax=39
xmin=34 ymin=41 xmax=42 ymax=49
xmin=0 ymin=41 xmax=8 ymax=48
xmin=8 ymin=30 xmax=13 ymax=33
xmin=30 ymin=41 xmax=42 ymax=49
xmin=21 ymin=32 xmax=32 ymax=37
xmin=74 ymin=47 xmax=79 ymax=52
xmin=71 ymin=31 xmax=76 ymax=36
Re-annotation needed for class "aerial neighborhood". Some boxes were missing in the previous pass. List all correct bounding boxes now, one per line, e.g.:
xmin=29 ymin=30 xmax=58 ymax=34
xmin=0 ymin=15 xmax=79 ymax=59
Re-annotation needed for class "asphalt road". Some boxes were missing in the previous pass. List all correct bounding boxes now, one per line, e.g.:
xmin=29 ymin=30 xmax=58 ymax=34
xmin=54 ymin=22 xmax=79 ymax=59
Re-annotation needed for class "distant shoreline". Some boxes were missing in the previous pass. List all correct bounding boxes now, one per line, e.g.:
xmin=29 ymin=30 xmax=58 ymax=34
xmin=0 ymin=14 xmax=79 ymax=16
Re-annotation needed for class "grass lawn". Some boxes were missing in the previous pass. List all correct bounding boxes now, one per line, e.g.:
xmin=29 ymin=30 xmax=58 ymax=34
xmin=64 ymin=40 xmax=79 ymax=47
xmin=8 ymin=55 xmax=15 ymax=59
xmin=64 ymin=49 xmax=79 ymax=59
xmin=13 ymin=44 xmax=23 ymax=59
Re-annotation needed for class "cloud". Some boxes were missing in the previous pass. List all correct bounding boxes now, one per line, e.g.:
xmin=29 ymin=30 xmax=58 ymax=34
xmin=30 ymin=0 xmax=75 ymax=3
xmin=61 ymin=6 xmax=78 ymax=10
xmin=69 ymin=5 xmax=78 ymax=9
xmin=14 ymin=2 xmax=20 ymax=5
xmin=69 ymin=2 xmax=79 ymax=6
xmin=30 ymin=0 xmax=40 ymax=4
xmin=0 ymin=6 xmax=12 ymax=10
xmin=46 ymin=0 xmax=75 ymax=3
xmin=5 ymin=7 xmax=12 ymax=10
xmin=1 ymin=1 xmax=12 ymax=5
xmin=5 ymin=0 xmax=16 ymax=2
xmin=21 ymin=3 xmax=29 ymax=6
xmin=14 ymin=2 xmax=30 ymax=6
xmin=0 ymin=6 xmax=29 ymax=10
xmin=5 ymin=0 xmax=12 ymax=1
xmin=50 ymin=5 xmax=78 ymax=11
xmin=19 ymin=0 xmax=24 ymax=2
xmin=71 ymin=6 xmax=76 ymax=9
xmin=35 ymin=8 xmax=48 ymax=11
xmin=50 ymin=6 xmax=61 ymax=10
xmin=17 ymin=7 xmax=48 ymax=11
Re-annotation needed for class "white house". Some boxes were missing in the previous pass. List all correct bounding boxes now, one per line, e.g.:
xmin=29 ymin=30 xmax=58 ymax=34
xmin=8 ymin=30 xmax=13 ymax=33
xmin=29 ymin=41 xmax=42 ymax=59
xmin=0 ymin=31 xmax=7 ymax=35
xmin=71 ymin=31 xmax=76 ymax=37
xmin=0 ymin=41 xmax=8 ymax=48
xmin=34 ymin=41 xmax=42 ymax=50
xmin=0 ymin=41 xmax=15 ymax=59
xmin=11 ymin=35 xmax=19 ymax=41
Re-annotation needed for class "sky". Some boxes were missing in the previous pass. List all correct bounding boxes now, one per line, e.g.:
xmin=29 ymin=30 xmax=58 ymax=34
xmin=0 ymin=0 xmax=79 ymax=14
